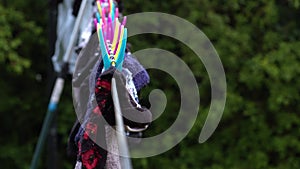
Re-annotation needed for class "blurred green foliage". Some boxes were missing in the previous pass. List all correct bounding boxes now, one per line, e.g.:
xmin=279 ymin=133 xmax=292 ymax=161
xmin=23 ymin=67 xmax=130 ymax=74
xmin=0 ymin=1 xmax=49 ymax=169
xmin=0 ymin=0 xmax=299 ymax=169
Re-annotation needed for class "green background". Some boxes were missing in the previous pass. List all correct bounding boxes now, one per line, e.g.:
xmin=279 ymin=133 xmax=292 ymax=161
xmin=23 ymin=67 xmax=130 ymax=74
xmin=1 ymin=0 xmax=299 ymax=168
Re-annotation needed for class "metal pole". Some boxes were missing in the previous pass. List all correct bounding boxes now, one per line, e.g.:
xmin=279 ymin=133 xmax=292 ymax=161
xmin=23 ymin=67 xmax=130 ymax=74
xmin=47 ymin=115 xmax=58 ymax=169
xmin=47 ymin=0 xmax=59 ymax=168
xmin=30 ymin=77 xmax=65 ymax=169
xmin=111 ymin=78 xmax=133 ymax=169
xmin=30 ymin=0 xmax=89 ymax=168
xmin=63 ymin=0 xmax=88 ymax=63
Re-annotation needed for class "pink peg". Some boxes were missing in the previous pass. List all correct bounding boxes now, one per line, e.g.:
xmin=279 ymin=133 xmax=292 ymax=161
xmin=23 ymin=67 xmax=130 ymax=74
xmin=102 ymin=8 xmax=106 ymax=23
xmin=107 ymin=16 xmax=112 ymax=41
xmin=93 ymin=18 xmax=98 ymax=30
xmin=122 ymin=16 xmax=127 ymax=26
xmin=115 ymin=8 xmax=119 ymax=19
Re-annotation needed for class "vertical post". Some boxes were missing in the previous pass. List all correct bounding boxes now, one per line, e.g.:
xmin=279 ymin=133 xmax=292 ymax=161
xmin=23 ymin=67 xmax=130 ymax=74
xmin=47 ymin=0 xmax=59 ymax=168
xmin=111 ymin=78 xmax=133 ymax=169
xmin=63 ymin=0 xmax=88 ymax=63
xmin=47 ymin=116 xmax=58 ymax=169
xmin=30 ymin=78 xmax=65 ymax=169
xmin=30 ymin=0 xmax=89 ymax=168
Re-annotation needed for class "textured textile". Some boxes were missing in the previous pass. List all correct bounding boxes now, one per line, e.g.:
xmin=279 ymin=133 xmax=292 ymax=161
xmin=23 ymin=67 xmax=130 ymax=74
xmin=71 ymin=31 xmax=151 ymax=168
xmin=105 ymin=126 xmax=121 ymax=169
xmin=123 ymin=53 xmax=150 ymax=91
xmin=72 ymin=33 xmax=150 ymax=122
xmin=74 ymin=65 xmax=151 ymax=169
xmin=95 ymin=66 xmax=152 ymax=127
xmin=77 ymin=106 xmax=108 ymax=169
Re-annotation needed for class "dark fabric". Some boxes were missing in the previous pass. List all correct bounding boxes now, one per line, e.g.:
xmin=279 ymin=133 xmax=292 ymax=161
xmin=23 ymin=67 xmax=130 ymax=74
xmin=69 ymin=65 xmax=152 ymax=168
xmin=123 ymin=54 xmax=150 ymax=91
xmin=69 ymin=23 xmax=151 ymax=168
xmin=67 ymin=120 xmax=80 ymax=157
xmin=77 ymin=103 xmax=108 ymax=169
xmin=71 ymin=34 xmax=150 ymax=126
xmin=95 ymin=66 xmax=152 ymax=127
xmin=95 ymin=66 xmax=116 ymax=126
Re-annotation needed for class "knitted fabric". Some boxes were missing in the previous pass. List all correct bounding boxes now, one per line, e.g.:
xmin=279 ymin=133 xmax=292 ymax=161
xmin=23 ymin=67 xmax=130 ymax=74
xmin=74 ymin=60 xmax=151 ymax=169
xmin=71 ymin=32 xmax=151 ymax=169
xmin=123 ymin=53 xmax=150 ymax=91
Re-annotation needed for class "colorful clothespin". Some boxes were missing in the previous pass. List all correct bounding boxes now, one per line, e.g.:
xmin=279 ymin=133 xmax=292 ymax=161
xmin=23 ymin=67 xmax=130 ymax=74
xmin=94 ymin=0 xmax=127 ymax=71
